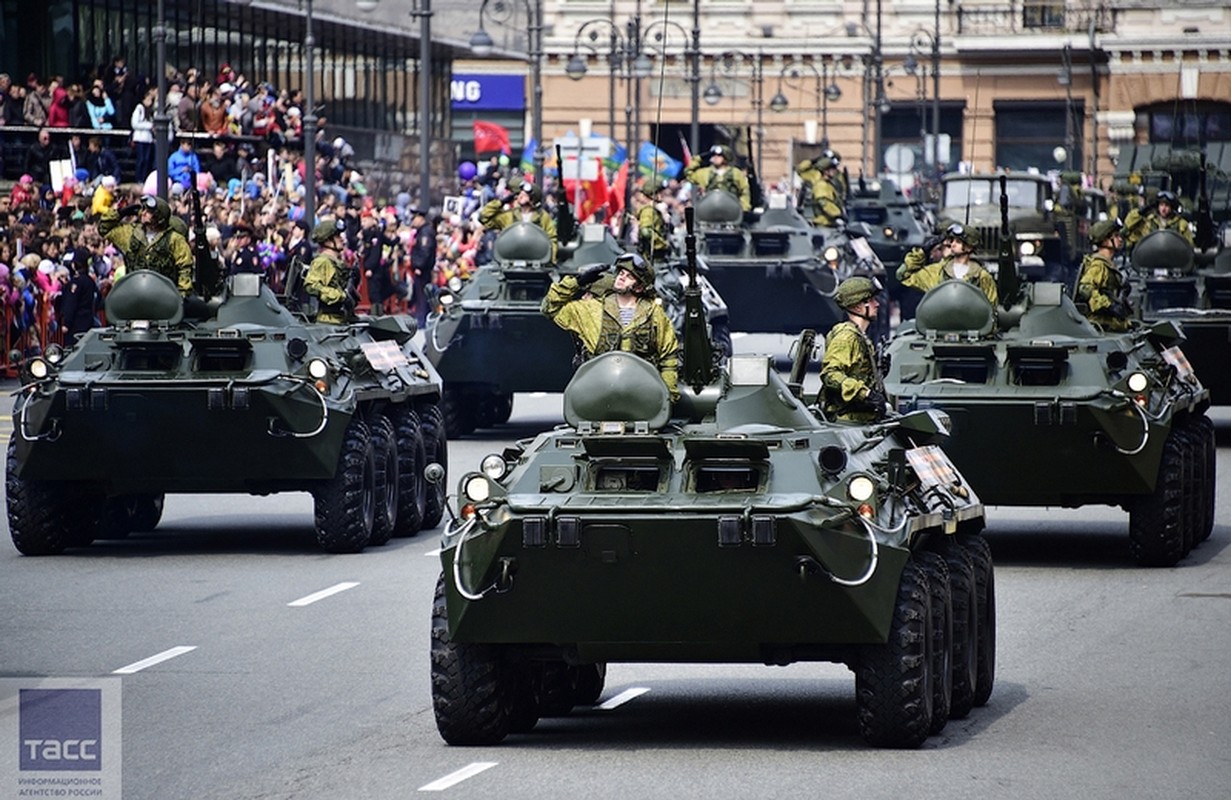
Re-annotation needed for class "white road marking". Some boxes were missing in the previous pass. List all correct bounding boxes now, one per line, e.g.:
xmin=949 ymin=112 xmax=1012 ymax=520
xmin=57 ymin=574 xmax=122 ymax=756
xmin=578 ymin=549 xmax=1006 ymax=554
xmin=597 ymin=687 xmax=650 ymax=710
xmin=287 ymin=581 xmax=360 ymax=607
xmin=418 ymin=762 xmax=498 ymax=792
xmin=112 ymin=646 xmax=197 ymax=674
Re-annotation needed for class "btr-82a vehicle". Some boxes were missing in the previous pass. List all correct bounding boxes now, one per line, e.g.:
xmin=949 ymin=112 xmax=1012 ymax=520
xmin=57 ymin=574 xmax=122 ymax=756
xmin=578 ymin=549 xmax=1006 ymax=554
xmin=7 ymin=271 xmax=447 ymax=555
xmin=884 ymin=178 xmax=1215 ymax=567
xmin=429 ymin=209 xmax=994 ymax=748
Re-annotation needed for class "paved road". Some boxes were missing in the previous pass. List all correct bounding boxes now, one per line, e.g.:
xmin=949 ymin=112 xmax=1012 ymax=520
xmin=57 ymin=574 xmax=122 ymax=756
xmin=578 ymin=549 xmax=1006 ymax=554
xmin=2 ymin=373 xmax=1230 ymax=799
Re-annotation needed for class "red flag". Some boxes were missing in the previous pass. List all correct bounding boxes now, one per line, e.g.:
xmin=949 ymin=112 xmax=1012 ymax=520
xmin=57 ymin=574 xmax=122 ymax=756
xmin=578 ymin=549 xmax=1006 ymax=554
xmin=563 ymin=158 xmax=611 ymax=223
xmin=473 ymin=120 xmax=511 ymax=155
xmin=608 ymin=161 xmax=629 ymax=220
xmin=676 ymin=131 xmax=692 ymax=166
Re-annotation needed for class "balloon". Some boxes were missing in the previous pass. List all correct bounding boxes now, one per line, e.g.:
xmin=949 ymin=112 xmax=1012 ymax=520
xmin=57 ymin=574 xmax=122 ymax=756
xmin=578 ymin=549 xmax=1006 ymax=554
xmin=196 ymin=171 xmax=214 ymax=192
xmin=457 ymin=161 xmax=477 ymax=181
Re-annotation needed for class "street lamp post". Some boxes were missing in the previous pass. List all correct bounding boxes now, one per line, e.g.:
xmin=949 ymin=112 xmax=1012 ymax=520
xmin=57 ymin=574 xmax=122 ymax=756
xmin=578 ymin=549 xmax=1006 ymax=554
xmin=471 ymin=0 xmax=544 ymax=193
xmin=768 ymin=58 xmax=844 ymax=151
xmin=904 ymin=26 xmax=941 ymax=183
xmin=154 ymin=0 xmax=170 ymax=201
xmin=702 ymin=50 xmax=766 ymax=177
xmin=302 ymin=0 xmax=317 ymax=227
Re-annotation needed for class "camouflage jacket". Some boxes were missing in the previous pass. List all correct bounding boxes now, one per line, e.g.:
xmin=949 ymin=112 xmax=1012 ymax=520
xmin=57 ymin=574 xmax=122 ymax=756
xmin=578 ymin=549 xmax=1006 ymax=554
xmin=820 ymin=321 xmax=882 ymax=423
xmin=636 ymin=204 xmax=671 ymax=262
xmin=98 ymin=209 xmax=195 ymax=295
xmin=795 ymin=161 xmax=845 ymax=226
xmin=543 ymin=275 xmax=680 ymax=401
xmin=1075 ymin=252 xmax=1132 ymax=331
xmin=479 ymin=199 xmax=558 ymax=262
xmin=898 ymin=250 xmax=999 ymax=305
xmin=1125 ymin=211 xmax=1193 ymax=247
xmin=304 ymin=252 xmax=354 ymax=324
xmin=683 ymin=159 xmax=751 ymax=211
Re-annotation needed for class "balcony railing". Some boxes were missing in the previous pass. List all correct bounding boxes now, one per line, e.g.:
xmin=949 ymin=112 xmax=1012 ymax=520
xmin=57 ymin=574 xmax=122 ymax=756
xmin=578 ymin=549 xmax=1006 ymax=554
xmin=956 ymin=1 xmax=1114 ymax=36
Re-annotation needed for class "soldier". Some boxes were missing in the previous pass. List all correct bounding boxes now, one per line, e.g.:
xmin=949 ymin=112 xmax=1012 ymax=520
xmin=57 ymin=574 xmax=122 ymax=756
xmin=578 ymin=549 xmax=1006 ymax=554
xmin=1124 ymin=190 xmax=1194 ymax=247
xmin=98 ymin=194 xmax=195 ymax=295
xmin=635 ymin=179 xmax=672 ymax=264
xmin=820 ymin=276 xmax=887 ymax=423
xmin=795 ymin=153 xmax=846 ymax=227
xmin=303 ymin=217 xmax=356 ymax=324
xmin=684 ymin=145 xmax=751 ymax=211
xmin=896 ymin=222 xmax=998 ymax=305
xmin=1075 ymin=218 xmax=1134 ymax=332
xmin=479 ymin=180 xmax=558 ymax=262
xmin=542 ymin=252 xmax=680 ymax=402
xmin=1121 ymin=186 xmax=1157 ymax=244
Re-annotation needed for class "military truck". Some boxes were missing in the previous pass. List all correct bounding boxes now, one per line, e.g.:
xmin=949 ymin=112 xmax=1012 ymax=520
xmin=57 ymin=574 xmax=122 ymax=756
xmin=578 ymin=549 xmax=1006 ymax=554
xmin=692 ymin=189 xmax=845 ymax=334
xmin=428 ymin=209 xmax=994 ymax=748
xmin=7 ymin=271 xmax=447 ymax=555
xmin=884 ymin=177 xmax=1214 ymax=566
xmin=939 ymin=172 xmax=1082 ymax=284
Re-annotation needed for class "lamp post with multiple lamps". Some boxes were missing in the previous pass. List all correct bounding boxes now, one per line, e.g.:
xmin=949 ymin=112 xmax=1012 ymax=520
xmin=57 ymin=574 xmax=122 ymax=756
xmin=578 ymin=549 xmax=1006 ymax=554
xmin=154 ymin=0 xmax=170 ymax=202
xmin=471 ymin=0 xmax=544 ymax=193
xmin=768 ymin=58 xmax=845 ymax=152
xmin=903 ymin=27 xmax=941 ymax=184
xmin=702 ymin=49 xmax=766 ymax=178
xmin=846 ymin=2 xmax=887 ymax=176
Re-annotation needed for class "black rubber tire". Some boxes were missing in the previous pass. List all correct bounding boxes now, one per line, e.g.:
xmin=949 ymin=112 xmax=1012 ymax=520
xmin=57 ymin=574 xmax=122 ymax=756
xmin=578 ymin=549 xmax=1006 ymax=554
xmin=312 ymin=416 xmax=375 ymax=554
xmin=572 ymin=663 xmax=607 ymax=706
xmin=442 ymin=387 xmax=476 ymax=438
xmin=420 ymin=403 xmax=449 ymax=530
xmin=1175 ymin=423 xmax=1197 ymax=556
xmin=916 ymin=550 xmax=954 ymax=735
xmin=855 ymin=559 xmax=934 ymax=748
xmin=505 ymin=662 xmax=541 ymax=734
xmin=1128 ymin=430 xmax=1187 ymax=567
xmin=430 ymin=575 xmax=511 ymax=745
xmin=98 ymin=497 xmax=134 ymax=540
xmin=962 ymin=534 xmax=997 ymax=707
xmin=368 ymin=415 xmax=398 ymax=547
xmin=536 ymin=661 xmax=578 ymax=717
xmin=7 ymin=435 xmax=69 ymax=555
xmin=491 ymin=392 xmax=514 ymax=426
xmin=127 ymin=494 xmax=165 ymax=532
xmin=389 ymin=406 xmax=426 ymax=538
xmin=937 ymin=537 xmax=979 ymax=718
xmin=1194 ymin=415 xmax=1216 ymax=544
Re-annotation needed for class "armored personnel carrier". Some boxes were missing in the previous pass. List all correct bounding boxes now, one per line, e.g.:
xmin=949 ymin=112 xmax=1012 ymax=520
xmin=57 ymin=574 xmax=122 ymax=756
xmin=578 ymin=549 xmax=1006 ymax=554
xmin=693 ymin=189 xmax=844 ymax=334
xmin=7 ymin=271 xmax=447 ymax=555
xmin=884 ymin=178 xmax=1214 ymax=567
xmin=423 ymin=222 xmax=576 ymax=437
xmin=1129 ymin=228 xmax=1231 ymax=405
xmin=429 ymin=210 xmax=994 ymax=748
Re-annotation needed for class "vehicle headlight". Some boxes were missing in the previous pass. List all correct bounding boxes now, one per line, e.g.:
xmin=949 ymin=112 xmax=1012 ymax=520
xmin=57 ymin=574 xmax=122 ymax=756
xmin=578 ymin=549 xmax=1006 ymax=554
xmin=480 ymin=453 xmax=507 ymax=480
xmin=307 ymin=358 xmax=329 ymax=379
xmin=44 ymin=344 xmax=64 ymax=364
xmin=882 ymin=225 xmax=895 ymax=239
xmin=848 ymin=475 xmax=876 ymax=502
xmin=439 ymin=292 xmax=455 ymax=307
xmin=448 ymin=275 xmax=464 ymax=292
xmin=28 ymin=357 xmax=50 ymax=380
xmin=463 ymin=473 xmax=491 ymax=503
xmin=1019 ymin=241 xmax=1037 ymax=257
xmin=1126 ymin=372 xmax=1149 ymax=393
xmin=823 ymin=246 xmax=840 ymax=262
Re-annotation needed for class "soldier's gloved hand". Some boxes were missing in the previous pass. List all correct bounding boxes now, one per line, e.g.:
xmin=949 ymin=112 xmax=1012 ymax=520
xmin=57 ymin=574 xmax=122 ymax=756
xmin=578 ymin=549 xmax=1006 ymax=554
xmin=575 ymin=263 xmax=608 ymax=288
xmin=864 ymin=388 xmax=887 ymax=411
xmin=1109 ymin=300 xmax=1131 ymax=318
xmin=922 ymin=234 xmax=944 ymax=254
xmin=119 ymin=204 xmax=142 ymax=218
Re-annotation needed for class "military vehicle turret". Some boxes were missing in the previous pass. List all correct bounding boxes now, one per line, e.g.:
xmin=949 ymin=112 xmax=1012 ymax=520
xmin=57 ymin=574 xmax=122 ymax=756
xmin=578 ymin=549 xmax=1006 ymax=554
xmin=884 ymin=177 xmax=1215 ymax=567
xmin=693 ymin=189 xmax=844 ymax=334
xmin=1129 ymin=228 xmax=1231 ymax=404
xmin=7 ymin=271 xmax=447 ymax=555
xmin=428 ymin=209 xmax=994 ymax=748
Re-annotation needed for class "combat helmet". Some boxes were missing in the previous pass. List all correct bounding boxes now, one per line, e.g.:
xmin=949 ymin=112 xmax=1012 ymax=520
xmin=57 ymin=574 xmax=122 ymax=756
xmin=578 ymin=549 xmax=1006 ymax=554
xmin=312 ymin=217 xmax=347 ymax=245
xmin=139 ymin=195 xmax=172 ymax=227
xmin=836 ymin=276 xmax=879 ymax=310
xmin=1090 ymin=218 xmax=1123 ymax=246
xmin=519 ymin=180 xmax=543 ymax=205
xmin=614 ymin=252 xmax=654 ymax=288
xmin=641 ymin=178 xmax=664 ymax=198
xmin=944 ymin=222 xmax=980 ymax=250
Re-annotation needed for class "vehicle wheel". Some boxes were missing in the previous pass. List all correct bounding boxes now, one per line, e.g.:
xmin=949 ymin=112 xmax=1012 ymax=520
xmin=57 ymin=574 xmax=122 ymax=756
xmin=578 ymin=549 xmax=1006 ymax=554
xmin=368 ymin=415 xmax=398 ymax=547
xmin=916 ymin=550 xmax=953 ymax=734
xmin=389 ymin=405 xmax=426 ymax=537
xmin=537 ymin=661 xmax=579 ymax=717
xmin=855 ymin=560 xmax=933 ymax=748
xmin=430 ymin=575 xmax=511 ymax=745
xmin=1193 ymin=415 xmax=1216 ymax=544
xmin=7 ymin=435 xmax=69 ymax=555
xmin=1175 ymin=423 xmax=1197 ymax=556
xmin=1128 ymin=429 xmax=1187 ymax=567
xmin=572 ymin=663 xmax=607 ymax=706
xmin=505 ymin=662 xmax=541 ymax=734
xmin=937 ymin=537 xmax=978 ymax=718
xmin=442 ymin=387 xmax=476 ymax=438
xmin=420 ymin=402 xmax=449 ymax=530
xmin=312 ymin=416 xmax=375 ymax=554
xmin=961 ymin=534 xmax=997 ymax=707
xmin=98 ymin=497 xmax=134 ymax=540
xmin=127 ymin=494 xmax=165 ymax=532
xmin=491 ymin=392 xmax=514 ymax=426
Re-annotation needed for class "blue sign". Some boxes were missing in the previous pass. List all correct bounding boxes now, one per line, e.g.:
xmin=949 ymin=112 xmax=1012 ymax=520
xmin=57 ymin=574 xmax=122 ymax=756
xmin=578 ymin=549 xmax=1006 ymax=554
xmin=450 ymin=74 xmax=526 ymax=111
xmin=20 ymin=689 xmax=103 ymax=771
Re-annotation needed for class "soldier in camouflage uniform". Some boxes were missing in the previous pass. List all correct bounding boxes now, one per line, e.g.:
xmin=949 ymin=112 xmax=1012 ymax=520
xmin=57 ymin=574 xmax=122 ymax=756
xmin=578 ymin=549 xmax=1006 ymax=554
xmin=820 ymin=276 xmax=887 ymax=423
xmin=896 ymin=222 xmax=998 ymax=305
xmin=98 ymin=195 xmax=195 ymax=295
xmin=1124 ymin=190 xmax=1194 ymax=247
xmin=684 ymin=145 xmax=751 ymax=211
xmin=635 ymin=179 xmax=672 ymax=264
xmin=542 ymin=252 xmax=681 ymax=402
xmin=479 ymin=180 xmax=558 ymax=262
xmin=1075 ymin=218 xmax=1134 ymax=332
xmin=795 ymin=153 xmax=846 ymax=227
xmin=303 ymin=217 xmax=355 ymax=324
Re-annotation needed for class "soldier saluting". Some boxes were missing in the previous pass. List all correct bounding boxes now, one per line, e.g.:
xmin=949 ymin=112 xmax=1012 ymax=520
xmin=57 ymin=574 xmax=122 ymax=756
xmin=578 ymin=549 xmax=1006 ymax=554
xmin=479 ymin=180 xmax=558 ymax=262
xmin=98 ymin=195 xmax=195 ymax=295
xmin=684 ymin=145 xmax=751 ymax=212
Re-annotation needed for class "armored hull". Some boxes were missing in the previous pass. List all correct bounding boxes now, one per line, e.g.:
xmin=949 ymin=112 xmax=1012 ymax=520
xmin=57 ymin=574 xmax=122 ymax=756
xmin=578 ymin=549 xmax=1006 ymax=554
xmin=431 ymin=346 xmax=994 ymax=748
xmin=8 ymin=272 xmax=447 ymax=555
xmin=884 ymin=279 xmax=1214 ymax=566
